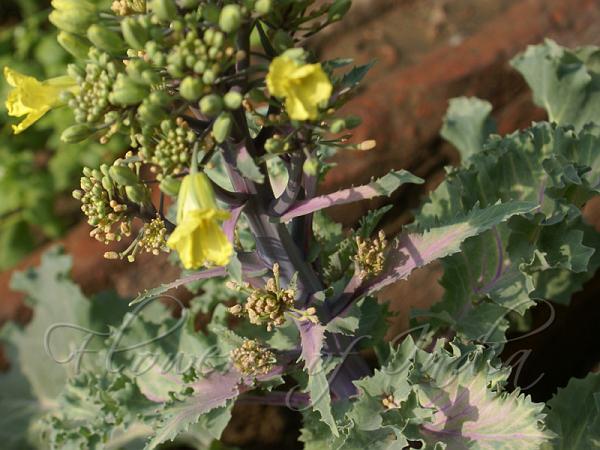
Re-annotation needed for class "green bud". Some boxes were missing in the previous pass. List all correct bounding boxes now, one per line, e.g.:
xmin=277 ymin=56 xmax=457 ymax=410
xmin=126 ymin=59 xmax=151 ymax=84
xmin=125 ymin=184 xmax=148 ymax=204
xmin=142 ymin=70 xmax=161 ymax=85
xmin=150 ymin=0 xmax=177 ymax=22
xmin=109 ymin=75 xmax=150 ymax=106
xmin=57 ymin=32 xmax=90 ymax=59
xmin=87 ymin=24 xmax=125 ymax=54
xmin=159 ymin=177 xmax=182 ymax=196
xmin=101 ymin=176 xmax=114 ymax=193
xmin=110 ymin=165 xmax=139 ymax=186
xmin=121 ymin=17 xmax=149 ymax=50
xmin=329 ymin=119 xmax=346 ymax=134
xmin=254 ymin=0 xmax=272 ymax=15
xmin=328 ymin=0 xmax=352 ymax=22
xmin=213 ymin=112 xmax=233 ymax=143
xmin=52 ymin=0 xmax=95 ymax=12
xmin=202 ymin=70 xmax=216 ymax=85
xmin=149 ymin=90 xmax=171 ymax=106
xmin=138 ymin=102 xmax=167 ymax=125
xmin=199 ymin=94 xmax=223 ymax=117
xmin=180 ymin=77 xmax=204 ymax=101
xmin=219 ymin=4 xmax=242 ymax=33
xmin=49 ymin=9 xmax=95 ymax=35
xmin=223 ymin=91 xmax=243 ymax=110
xmin=61 ymin=124 xmax=94 ymax=143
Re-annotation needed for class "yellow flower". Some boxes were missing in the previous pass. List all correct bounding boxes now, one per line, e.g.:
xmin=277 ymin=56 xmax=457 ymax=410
xmin=167 ymin=173 xmax=233 ymax=269
xmin=3 ymin=67 xmax=77 ymax=134
xmin=266 ymin=56 xmax=332 ymax=121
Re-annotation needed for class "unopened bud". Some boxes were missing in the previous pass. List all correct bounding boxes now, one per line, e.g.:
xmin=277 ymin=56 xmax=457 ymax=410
xmin=109 ymin=165 xmax=139 ymax=186
xmin=57 ymin=31 xmax=90 ymax=59
xmin=180 ymin=76 xmax=204 ymax=101
xmin=87 ymin=24 xmax=125 ymax=54
xmin=159 ymin=176 xmax=181 ymax=196
xmin=110 ymin=74 xmax=150 ymax=106
xmin=125 ymin=184 xmax=148 ymax=204
xmin=49 ymin=9 xmax=95 ymax=35
xmin=219 ymin=4 xmax=242 ymax=33
xmin=223 ymin=91 xmax=243 ymax=110
xmin=61 ymin=124 xmax=94 ymax=143
xmin=199 ymin=94 xmax=223 ymax=117
xmin=254 ymin=0 xmax=272 ymax=15
xmin=150 ymin=0 xmax=177 ymax=21
xmin=121 ymin=17 xmax=149 ymax=50
xmin=212 ymin=112 xmax=233 ymax=143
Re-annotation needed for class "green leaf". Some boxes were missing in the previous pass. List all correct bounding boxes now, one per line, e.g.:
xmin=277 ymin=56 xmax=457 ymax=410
xmin=441 ymin=96 xmax=496 ymax=161
xmin=412 ymin=122 xmax=600 ymax=342
xmin=543 ymin=373 xmax=600 ymax=449
xmin=511 ymin=39 xmax=600 ymax=130
xmin=297 ymin=321 xmax=339 ymax=436
xmin=366 ymin=200 xmax=538 ymax=295
xmin=145 ymin=372 xmax=239 ymax=449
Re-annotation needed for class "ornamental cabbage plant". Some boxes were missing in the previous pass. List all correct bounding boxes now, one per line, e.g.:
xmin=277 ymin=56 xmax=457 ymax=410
xmin=1 ymin=1 xmax=600 ymax=449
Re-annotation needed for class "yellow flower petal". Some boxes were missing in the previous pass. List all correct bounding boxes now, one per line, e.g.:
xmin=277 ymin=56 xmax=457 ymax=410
xmin=168 ymin=173 xmax=233 ymax=269
xmin=3 ymin=66 xmax=77 ymax=134
xmin=266 ymin=56 xmax=333 ymax=121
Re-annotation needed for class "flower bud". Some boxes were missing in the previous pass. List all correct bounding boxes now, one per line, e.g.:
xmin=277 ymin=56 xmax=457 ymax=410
xmin=57 ymin=32 xmax=90 ymax=59
xmin=121 ymin=17 xmax=149 ymax=50
xmin=254 ymin=0 xmax=272 ymax=15
xmin=199 ymin=94 xmax=223 ymax=117
xmin=150 ymin=0 xmax=177 ymax=22
xmin=61 ymin=124 xmax=94 ymax=143
xmin=137 ymin=102 xmax=167 ymax=125
xmin=109 ymin=74 xmax=150 ymax=106
xmin=125 ymin=184 xmax=149 ymax=204
xmin=159 ymin=176 xmax=182 ymax=196
xmin=223 ymin=91 xmax=242 ymax=110
xmin=328 ymin=0 xmax=352 ymax=22
xmin=109 ymin=165 xmax=139 ymax=186
xmin=87 ymin=25 xmax=125 ymax=54
xmin=49 ymin=9 xmax=95 ymax=35
xmin=329 ymin=119 xmax=346 ymax=134
xmin=213 ymin=112 xmax=233 ymax=143
xmin=180 ymin=77 xmax=204 ymax=101
xmin=52 ymin=0 xmax=95 ymax=12
xmin=219 ymin=4 xmax=242 ymax=33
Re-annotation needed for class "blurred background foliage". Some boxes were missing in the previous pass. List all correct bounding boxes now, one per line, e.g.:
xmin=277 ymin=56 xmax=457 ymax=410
xmin=0 ymin=0 xmax=121 ymax=269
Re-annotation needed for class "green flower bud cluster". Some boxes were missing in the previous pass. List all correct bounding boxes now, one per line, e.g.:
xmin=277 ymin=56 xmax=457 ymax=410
xmin=73 ymin=166 xmax=131 ymax=245
xmin=228 ymin=264 xmax=297 ymax=331
xmin=354 ymin=230 xmax=388 ymax=279
xmin=164 ymin=28 xmax=235 ymax=82
xmin=230 ymin=339 xmax=276 ymax=377
xmin=139 ymin=118 xmax=195 ymax=179
xmin=112 ymin=0 xmax=146 ymax=16
xmin=66 ymin=49 xmax=120 ymax=125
